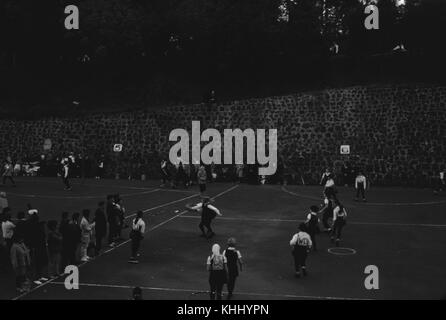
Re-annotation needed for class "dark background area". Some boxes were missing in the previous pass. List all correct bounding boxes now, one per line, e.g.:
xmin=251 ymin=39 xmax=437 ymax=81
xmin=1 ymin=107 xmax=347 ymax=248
xmin=0 ymin=0 xmax=445 ymax=118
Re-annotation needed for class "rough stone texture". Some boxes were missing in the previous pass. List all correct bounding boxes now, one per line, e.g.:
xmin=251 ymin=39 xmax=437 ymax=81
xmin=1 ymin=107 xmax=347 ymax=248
xmin=1 ymin=85 xmax=445 ymax=186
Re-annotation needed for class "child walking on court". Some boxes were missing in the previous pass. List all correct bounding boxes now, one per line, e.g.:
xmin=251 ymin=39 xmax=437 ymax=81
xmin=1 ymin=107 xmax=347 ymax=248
xmin=128 ymin=210 xmax=146 ymax=264
xmin=305 ymin=206 xmax=320 ymax=251
xmin=355 ymin=172 xmax=367 ymax=201
xmin=331 ymin=200 xmax=347 ymax=247
xmin=197 ymin=165 xmax=207 ymax=194
xmin=187 ymin=196 xmax=222 ymax=239
xmin=206 ymin=243 xmax=227 ymax=300
xmin=62 ymin=160 xmax=71 ymax=190
xmin=290 ymin=223 xmax=312 ymax=278
xmin=2 ymin=161 xmax=16 ymax=186
xmin=319 ymin=197 xmax=334 ymax=232
xmin=223 ymin=238 xmax=243 ymax=300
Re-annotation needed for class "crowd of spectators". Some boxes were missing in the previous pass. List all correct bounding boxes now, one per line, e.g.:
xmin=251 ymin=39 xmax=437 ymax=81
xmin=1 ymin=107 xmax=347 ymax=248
xmin=0 ymin=193 xmax=126 ymax=293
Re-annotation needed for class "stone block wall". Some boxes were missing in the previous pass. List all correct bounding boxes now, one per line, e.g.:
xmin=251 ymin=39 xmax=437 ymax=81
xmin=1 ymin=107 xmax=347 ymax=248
xmin=1 ymin=85 xmax=445 ymax=186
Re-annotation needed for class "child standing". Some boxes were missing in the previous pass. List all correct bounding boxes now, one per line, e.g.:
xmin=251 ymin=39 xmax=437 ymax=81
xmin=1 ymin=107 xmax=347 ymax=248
xmin=47 ymin=220 xmax=62 ymax=278
xmin=223 ymin=238 xmax=243 ymax=300
xmin=10 ymin=235 xmax=31 ymax=292
xmin=290 ymin=223 xmax=312 ymax=278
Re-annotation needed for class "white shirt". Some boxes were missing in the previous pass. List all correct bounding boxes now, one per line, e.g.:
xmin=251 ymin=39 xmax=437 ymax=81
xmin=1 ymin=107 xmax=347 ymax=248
xmin=80 ymin=217 xmax=95 ymax=235
xmin=132 ymin=218 xmax=146 ymax=234
xmin=63 ymin=165 xmax=69 ymax=178
xmin=325 ymin=178 xmax=335 ymax=188
xmin=1 ymin=221 xmax=15 ymax=239
xmin=290 ymin=232 xmax=312 ymax=248
xmin=355 ymin=175 xmax=367 ymax=188
xmin=333 ymin=206 xmax=347 ymax=221
xmin=440 ymin=172 xmax=444 ymax=180
xmin=190 ymin=203 xmax=221 ymax=216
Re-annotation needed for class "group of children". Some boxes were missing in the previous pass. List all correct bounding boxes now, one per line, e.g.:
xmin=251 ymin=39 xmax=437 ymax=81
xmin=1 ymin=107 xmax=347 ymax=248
xmin=289 ymin=169 xmax=349 ymax=278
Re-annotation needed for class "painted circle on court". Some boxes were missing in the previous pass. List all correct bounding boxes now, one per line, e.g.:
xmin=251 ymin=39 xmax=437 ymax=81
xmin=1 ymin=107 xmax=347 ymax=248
xmin=328 ymin=247 xmax=357 ymax=255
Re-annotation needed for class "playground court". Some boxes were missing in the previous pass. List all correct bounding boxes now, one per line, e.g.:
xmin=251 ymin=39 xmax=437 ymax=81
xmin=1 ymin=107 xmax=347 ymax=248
xmin=1 ymin=177 xmax=445 ymax=300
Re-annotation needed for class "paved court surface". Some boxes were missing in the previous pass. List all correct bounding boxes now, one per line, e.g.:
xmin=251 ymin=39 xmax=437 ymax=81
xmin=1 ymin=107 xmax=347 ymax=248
xmin=1 ymin=177 xmax=445 ymax=300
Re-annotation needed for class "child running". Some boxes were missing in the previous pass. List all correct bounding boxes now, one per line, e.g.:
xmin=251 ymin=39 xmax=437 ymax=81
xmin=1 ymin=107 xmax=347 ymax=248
xmin=290 ymin=223 xmax=312 ymax=278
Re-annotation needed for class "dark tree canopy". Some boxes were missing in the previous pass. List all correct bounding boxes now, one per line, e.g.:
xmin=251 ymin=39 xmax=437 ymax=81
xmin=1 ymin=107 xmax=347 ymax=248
xmin=0 ymin=0 xmax=445 ymax=115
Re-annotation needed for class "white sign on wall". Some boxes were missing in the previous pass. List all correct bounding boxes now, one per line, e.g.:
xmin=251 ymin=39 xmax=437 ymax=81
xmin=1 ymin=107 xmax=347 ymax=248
xmin=113 ymin=144 xmax=123 ymax=152
xmin=340 ymin=145 xmax=350 ymax=155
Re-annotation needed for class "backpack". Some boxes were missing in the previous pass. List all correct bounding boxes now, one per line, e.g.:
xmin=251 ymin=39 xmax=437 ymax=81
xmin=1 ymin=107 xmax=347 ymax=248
xmin=210 ymin=255 xmax=225 ymax=271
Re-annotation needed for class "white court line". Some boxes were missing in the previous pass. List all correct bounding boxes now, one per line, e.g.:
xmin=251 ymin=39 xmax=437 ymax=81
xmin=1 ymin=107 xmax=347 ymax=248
xmin=12 ymin=184 xmax=239 ymax=300
xmin=13 ymin=178 xmax=197 ymax=194
xmin=5 ymin=188 xmax=160 ymax=200
xmin=281 ymin=186 xmax=324 ymax=201
xmin=282 ymin=186 xmax=446 ymax=206
xmin=12 ymin=178 xmax=159 ymax=190
xmin=47 ymin=281 xmax=371 ymax=300
xmin=179 ymin=215 xmax=446 ymax=228
xmin=125 ymin=193 xmax=200 ymax=219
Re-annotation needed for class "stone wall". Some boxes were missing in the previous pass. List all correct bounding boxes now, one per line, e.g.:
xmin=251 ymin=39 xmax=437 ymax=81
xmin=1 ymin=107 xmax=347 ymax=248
xmin=1 ymin=85 xmax=445 ymax=186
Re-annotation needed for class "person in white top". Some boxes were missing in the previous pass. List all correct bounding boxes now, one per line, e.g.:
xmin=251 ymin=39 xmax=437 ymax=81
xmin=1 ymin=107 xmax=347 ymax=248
xmin=322 ymin=170 xmax=337 ymax=200
xmin=62 ymin=160 xmax=71 ymax=190
xmin=355 ymin=172 xmax=367 ymax=201
xmin=187 ymin=197 xmax=222 ymax=239
xmin=290 ymin=223 xmax=312 ymax=278
xmin=160 ymin=159 xmax=170 ymax=187
xmin=2 ymin=212 xmax=16 ymax=252
xmin=206 ymin=243 xmax=227 ymax=300
xmin=434 ymin=170 xmax=445 ymax=194
xmin=80 ymin=210 xmax=95 ymax=262
xmin=129 ymin=210 xmax=146 ymax=264
xmin=320 ymin=168 xmax=331 ymax=186
xmin=331 ymin=200 xmax=347 ymax=247
xmin=2 ymin=161 xmax=16 ymax=186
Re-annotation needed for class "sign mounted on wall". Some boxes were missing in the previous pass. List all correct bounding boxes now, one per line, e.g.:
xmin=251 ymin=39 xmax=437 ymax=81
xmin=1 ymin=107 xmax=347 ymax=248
xmin=113 ymin=144 xmax=123 ymax=152
xmin=340 ymin=145 xmax=350 ymax=155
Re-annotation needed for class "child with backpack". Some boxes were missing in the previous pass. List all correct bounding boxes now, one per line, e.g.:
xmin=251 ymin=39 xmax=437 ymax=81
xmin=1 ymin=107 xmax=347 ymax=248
xmin=206 ymin=243 xmax=227 ymax=300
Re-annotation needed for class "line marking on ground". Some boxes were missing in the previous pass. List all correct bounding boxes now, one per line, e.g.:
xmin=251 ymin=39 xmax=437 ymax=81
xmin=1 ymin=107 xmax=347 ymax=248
xmin=12 ymin=184 xmax=239 ymax=300
xmin=179 ymin=215 xmax=446 ymax=228
xmin=282 ymin=186 xmax=446 ymax=206
xmin=47 ymin=281 xmax=371 ymax=300
xmin=4 ymin=188 xmax=160 ymax=200
xmin=328 ymin=247 xmax=357 ymax=255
